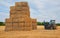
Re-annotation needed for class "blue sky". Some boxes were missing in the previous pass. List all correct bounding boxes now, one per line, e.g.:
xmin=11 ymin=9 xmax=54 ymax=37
xmin=0 ymin=0 xmax=60 ymax=23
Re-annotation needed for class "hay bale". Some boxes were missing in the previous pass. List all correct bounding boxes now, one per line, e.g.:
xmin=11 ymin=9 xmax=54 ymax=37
xmin=10 ymin=11 xmax=16 ymax=14
xmin=10 ymin=6 xmax=15 ymax=11
xmin=5 ymin=18 xmax=13 ymax=23
xmin=19 ymin=23 xmax=25 ymax=27
xmin=25 ymin=23 xmax=32 ymax=27
xmin=5 ymin=23 xmax=13 ymax=31
xmin=32 ymin=19 xmax=37 ymax=30
xmin=12 ymin=18 xmax=19 ymax=22
xmin=24 ymin=27 xmax=32 ymax=31
xmin=32 ymin=23 xmax=37 ymax=30
xmin=12 ymin=23 xmax=19 ymax=31
xmin=15 ymin=2 xmax=28 ymax=7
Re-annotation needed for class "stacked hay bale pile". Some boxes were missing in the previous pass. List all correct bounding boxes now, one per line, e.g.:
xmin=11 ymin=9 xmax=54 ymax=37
xmin=32 ymin=19 xmax=37 ymax=30
xmin=5 ymin=2 xmax=37 ymax=31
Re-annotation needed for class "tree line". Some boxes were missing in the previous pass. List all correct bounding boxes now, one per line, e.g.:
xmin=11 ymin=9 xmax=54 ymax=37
xmin=0 ymin=22 xmax=60 ymax=26
xmin=0 ymin=22 xmax=5 ymax=26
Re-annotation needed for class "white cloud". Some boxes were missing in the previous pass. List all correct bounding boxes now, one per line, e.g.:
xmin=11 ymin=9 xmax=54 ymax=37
xmin=0 ymin=0 xmax=60 ymax=23
xmin=0 ymin=12 xmax=9 ymax=22
xmin=20 ymin=0 xmax=28 ymax=2
xmin=30 ymin=8 xmax=40 ymax=18
xmin=29 ymin=0 xmax=60 ymax=23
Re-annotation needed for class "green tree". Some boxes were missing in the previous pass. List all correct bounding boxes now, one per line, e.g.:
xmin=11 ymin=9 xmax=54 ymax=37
xmin=0 ymin=22 xmax=5 ymax=26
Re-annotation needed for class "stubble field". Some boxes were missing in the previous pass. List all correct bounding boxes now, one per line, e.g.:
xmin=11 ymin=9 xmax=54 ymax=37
xmin=0 ymin=26 xmax=60 ymax=38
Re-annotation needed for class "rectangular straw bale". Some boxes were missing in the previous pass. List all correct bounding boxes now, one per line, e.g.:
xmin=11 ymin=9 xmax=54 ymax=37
xmin=10 ymin=14 xmax=20 ymax=18
xmin=22 ymin=7 xmax=28 ymax=10
xmin=15 ymin=7 xmax=22 ymax=11
xmin=32 ymin=23 xmax=37 ymax=30
xmin=5 ymin=27 xmax=12 ymax=31
xmin=12 ymin=23 xmax=19 ymax=31
xmin=20 ymin=27 xmax=25 ymax=31
xmin=25 ymin=17 xmax=32 ymax=23
xmin=19 ymin=18 xmax=25 ymax=22
xmin=24 ymin=27 xmax=32 ymax=31
xmin=15 ymin=2 xmax=21 ymax=6
xmin=10 ymin=6 xmax=15 ymax=11
xmin=5 ymin=22 xmax=12 ymax=27
xmin=25 ymin=23 xmax=32 ymax=27
xmin=5 ymin=22 xmax=13 ymax=31
xmin=19 ymin=23 xmax=25 ymax=27
xmin=15 ymin=2 xmax=28 ymax=7
xmin=5 ymin=18 xmax=12 ymax=23
xmin=32 ymin=19 xmax=37 ymax=23
xmin=12 ymin=18 xmax=19 ymax=22
xmin=10 ymin=11 xmax=16 ymax=14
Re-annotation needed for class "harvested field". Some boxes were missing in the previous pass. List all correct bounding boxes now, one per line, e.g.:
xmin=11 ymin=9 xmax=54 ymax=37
xmin=0 ymin=26 xmax=60 ymax=38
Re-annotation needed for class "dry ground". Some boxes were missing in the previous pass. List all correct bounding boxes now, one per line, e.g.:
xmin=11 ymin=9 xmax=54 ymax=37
xmin=0 ymin=26 xmax=60 ymax=38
